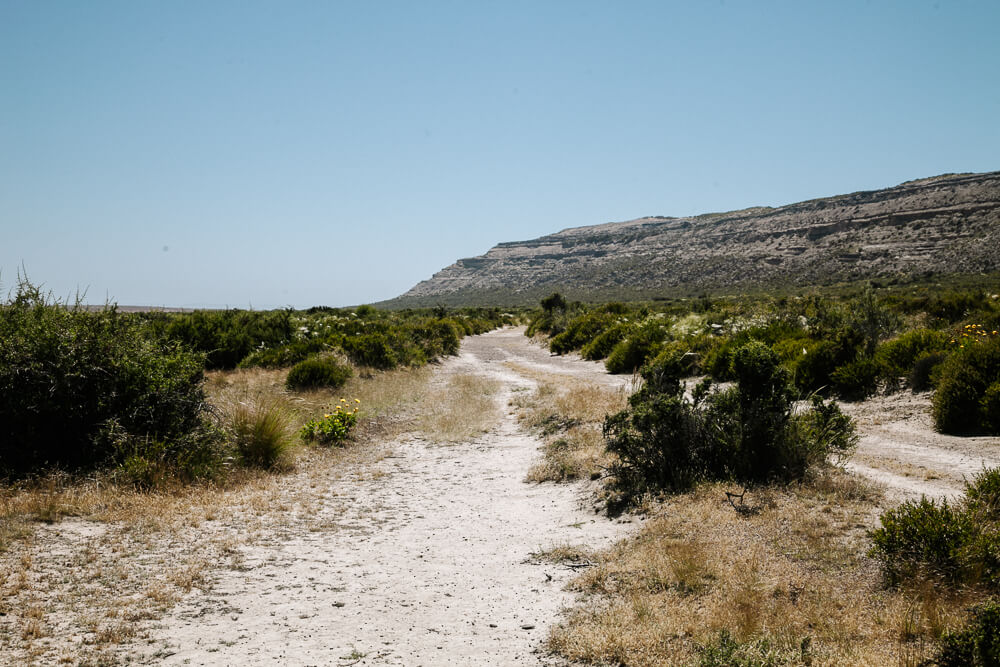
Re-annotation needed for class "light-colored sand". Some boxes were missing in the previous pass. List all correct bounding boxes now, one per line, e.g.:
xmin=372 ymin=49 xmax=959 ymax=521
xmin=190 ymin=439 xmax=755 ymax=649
xmin=9 ymin=329 xmax=1000 ymax=665
xmin=134 ymin=328 xmax=632 ymax=666
xmin=841 ymin=389 xmax=1000 ymax=502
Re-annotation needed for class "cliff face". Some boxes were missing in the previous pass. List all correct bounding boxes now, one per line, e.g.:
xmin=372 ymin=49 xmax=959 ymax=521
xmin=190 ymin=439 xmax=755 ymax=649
xmin=389 ymin=171 xmax=1000 ymax=306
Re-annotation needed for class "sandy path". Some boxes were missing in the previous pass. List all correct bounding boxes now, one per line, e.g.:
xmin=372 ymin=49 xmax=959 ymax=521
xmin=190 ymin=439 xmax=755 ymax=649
xmin=840 ymin=390 xmax=1000 ymax=502
xmin=136 ymin=328 xmax=631 ymax=666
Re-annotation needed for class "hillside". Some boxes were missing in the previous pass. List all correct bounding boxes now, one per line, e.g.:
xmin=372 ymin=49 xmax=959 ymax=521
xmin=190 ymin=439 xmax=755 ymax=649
xmin=383 ymin=171 xmax=1000 ymax=307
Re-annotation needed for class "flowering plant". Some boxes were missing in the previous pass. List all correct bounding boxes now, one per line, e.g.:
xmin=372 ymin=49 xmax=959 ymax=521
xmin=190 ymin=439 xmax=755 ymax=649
xmin=950 ymin=324 xmax=999 ymax=349
xmin=300 ymin=398 xmax=360 ymax=445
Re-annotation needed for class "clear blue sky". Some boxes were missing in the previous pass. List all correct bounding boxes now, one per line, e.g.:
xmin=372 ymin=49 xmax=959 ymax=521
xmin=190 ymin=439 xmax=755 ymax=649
xmin=2 ymin=1 xmax=998 ymax=308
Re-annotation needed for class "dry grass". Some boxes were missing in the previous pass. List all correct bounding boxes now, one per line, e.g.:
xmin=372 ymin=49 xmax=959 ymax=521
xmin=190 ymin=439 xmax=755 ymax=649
xmin=506 ymin=363 xmax=627 ymax=483
xmin=416 ymin=372 xmax=501 ymax=442
xmin=547 ymin=470 xmax=983 ymax=666
xmin=0 ymin=362 xmax=434 ymax=665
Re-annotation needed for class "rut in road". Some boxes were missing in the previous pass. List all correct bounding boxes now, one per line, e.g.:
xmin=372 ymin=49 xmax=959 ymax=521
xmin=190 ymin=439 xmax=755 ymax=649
xmin=137 ymin=328 xmax=632 ymax=666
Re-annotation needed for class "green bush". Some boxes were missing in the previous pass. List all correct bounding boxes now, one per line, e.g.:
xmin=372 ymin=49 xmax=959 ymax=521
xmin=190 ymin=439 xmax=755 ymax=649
xmin=787 ymin=328 xmax=865 ymax=394
xmin=604 ymin=341 xmax=857 ymax=503
xmin=934 ymin=599 xmax=1000 ymax=667
xmin=726 ymin=342 xmax=797 ymax=482
xmin=933 ymin=338 xmax=1000 ymax=434
xmin=526 ymin=292 xmax=570 ymax=337
xmin=239 ymin=338 xmax=332 ymax=369
xmin=876 ymin=328 xmax=949 ymax=379
xmin=830 ymin=357 xmax=882 ymax=401
xmin=869 ymin=496 xmax=973 ymax=585
xmin=549 ymin=311 xmax=618 ymax=355
xmin=605 ymin=320 xmax=668 ymax=374
xmin=300 ymin=403 xmax=359 ymax=445
xmin=0 ymin=280 xmax=213 ymax=475
xmin=983 ymin=383 xmax=1000 ymax=433
xmin=910 ymin=351 xmax=948 ymax=392
xmin=164 ymin=308 xmax=295 ymax=369
xmin=341 ymin=333 xmax=398 ymax=370
xmin=581 ymin=322 xmax=635 ymax=360
xmin=285 ymin=355 xmax=353 ymax=390
xmin=406 ymin=318 xmax=463 ymax=360
xmin=869 ymin=468 xmax=1000 ymax=588
xmin=847 ymin=286 xmax=901 ymax=357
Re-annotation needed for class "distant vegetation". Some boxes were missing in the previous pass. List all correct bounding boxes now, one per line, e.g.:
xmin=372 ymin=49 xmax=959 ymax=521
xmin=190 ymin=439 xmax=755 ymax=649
xmin=527 ymin=286 xmax=1000 ymax=435
xmin=525 ymin=284 xmax=1000 ymax=663
xmin=0 ymin=277 xmax=514 ymax=480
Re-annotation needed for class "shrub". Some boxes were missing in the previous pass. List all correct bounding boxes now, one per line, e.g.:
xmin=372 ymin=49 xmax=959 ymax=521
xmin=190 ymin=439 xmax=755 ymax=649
xmin=787 ymin=328 xmax=865 ymax=394
xmin=581 ymin=322 xmax=635 ymax=360
xmin=239 ymin=338 xmax=331 ymax=369
xmin=847 ymin=286 xmax=901 ymax=357
xmin=702 ymin=338 xmax=739 ymax=381
xmin=285 ymin=355 xmax=352 ymax=390
xmin=549 ymin=311 xmax=618 ymax=355
xmin=604 ymin=390 xmax=706 ymax=494
xmin=111 ymin=425 xmax=225 ymax=487
xmin=933 ymin=338 xmax=1000 ymax=434
xmin=164 ymin=308 xmax=295 ymax=369
xmin=770 ymin=394 xmax=860 ymax=484
xmin=983 ymin=383 xmax=1000 ymax=433
xmin=934 ymin=599 xmax=1000 ymax=667
xmin=830 ymin=357 xmax=882 ymax=401
xmin=604 ymin=341 xmax=857 ymax=503
xmin=876 ymin=328 xmax=949 ymax=380
xmin=726 ymin=342 xmax=796 ymax=482
xmin=869 ymin=496 xmax=973 ymax=585
xmin=227 ymin=399 xmax=293 ymax=469
xmin=605 ymin=320 xmax=668 ymax=374
xmin=406 ymin=318 xmax=463 ymax=360
xmin=300 ymin=401 xmax=360 ymax=446
xmin=0 ymin=280 xmax=211 ymax=475
xmin=526 ymin=293 xmax=570 ymax=337
xmin=341 ymin=333 xmax=398 ymax=370
xmin=910 ymin=351 xmax=948 ymax=392
xmin=869 ymin=468 xmax=1000 ymax=588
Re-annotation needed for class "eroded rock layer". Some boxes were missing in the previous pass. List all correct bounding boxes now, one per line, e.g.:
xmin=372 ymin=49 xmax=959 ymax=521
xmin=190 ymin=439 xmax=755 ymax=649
xmin=390 ymin=171 xmax=1000 ymax=306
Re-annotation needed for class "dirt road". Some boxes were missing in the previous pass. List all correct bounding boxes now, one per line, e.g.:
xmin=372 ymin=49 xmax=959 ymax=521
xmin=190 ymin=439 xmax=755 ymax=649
xmin=137 ymin=329 xmax=631 ymax=666
xmin=841 ymin=391 xmax=1000 ymax=502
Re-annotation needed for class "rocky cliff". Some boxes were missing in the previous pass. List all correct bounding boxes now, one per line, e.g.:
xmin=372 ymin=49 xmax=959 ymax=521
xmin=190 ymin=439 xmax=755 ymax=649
xmin=386 ymin=171 xmax=1000 ymax=307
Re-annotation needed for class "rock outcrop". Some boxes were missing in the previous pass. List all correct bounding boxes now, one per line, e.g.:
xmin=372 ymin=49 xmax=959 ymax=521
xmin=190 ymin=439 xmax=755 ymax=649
xmin=387 ymin=171 xmax=1000 ymax=307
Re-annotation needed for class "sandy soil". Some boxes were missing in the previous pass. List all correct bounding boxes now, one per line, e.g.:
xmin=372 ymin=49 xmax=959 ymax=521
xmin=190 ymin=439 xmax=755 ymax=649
xmin=132 ymin=328 xmax=633 ymax=666
xmin=7 ymin=329 xmax=1000 ymax=665
xmin=841 ymin=390 xmax=1000 ymax=502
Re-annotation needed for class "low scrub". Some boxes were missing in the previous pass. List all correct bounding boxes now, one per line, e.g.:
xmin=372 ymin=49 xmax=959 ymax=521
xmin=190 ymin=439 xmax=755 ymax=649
xmin=605 ymin=319 xmax=669 ymax=374
xmin=581 ymin=321 xmax=635 ymax=360
xmin=876 ymin=328 xmax=949 ymax=381
xmin=341 ymin=333 xmax=399 ymax=370
xmin=829 ymin=357 xmax=882 ymax=401
xmin=300 ymin=400 xmax=360 ymax=445
xmin=934 ymin=598 xmax=1000 ymax=667
xmin=869 ymin=467 xmax=1000 ymax=588
xmin=285 ymin=355 xmax=352 ymax=390
xmin=0 ymin=280 xmax=214 ymax=476
xmin=933 ymin=336 xmax=1000 ymax=434
xmin=238 ymin=338 xmax=330 ymax=369
xmin=604 ymin=342 xmax=857 ymax=504
xmin=161 ymin=308 xmax=295 ymax=370
xmin=226 ymin=398 xmax=294 ymax=469
xmin=549 ymin=311 xmax=618 ymax=355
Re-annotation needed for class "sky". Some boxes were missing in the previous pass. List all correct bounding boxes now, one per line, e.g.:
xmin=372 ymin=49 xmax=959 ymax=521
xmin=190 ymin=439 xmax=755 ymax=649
xmin=2 ymin=1 xmax=998 ymax=308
